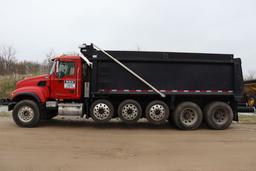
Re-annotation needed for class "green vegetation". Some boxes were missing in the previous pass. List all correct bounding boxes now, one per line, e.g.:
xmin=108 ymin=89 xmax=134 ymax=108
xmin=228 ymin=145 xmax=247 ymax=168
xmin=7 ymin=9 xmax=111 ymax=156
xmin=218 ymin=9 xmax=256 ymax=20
xmin=239 ymin=114 xmax=256 ymax=124
xmin=0 ymin=111 xmax=10 ymax=117
xmin=0 ymin=46 xmax=52 ymax=99
xmin=0 ymin=75 xmax=25 ymax=98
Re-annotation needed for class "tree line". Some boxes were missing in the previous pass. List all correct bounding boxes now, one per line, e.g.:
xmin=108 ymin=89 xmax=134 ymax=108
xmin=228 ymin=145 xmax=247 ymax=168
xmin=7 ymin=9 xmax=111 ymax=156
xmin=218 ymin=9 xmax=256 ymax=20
xmin=0 ymin=46 xmax=52 ymax=76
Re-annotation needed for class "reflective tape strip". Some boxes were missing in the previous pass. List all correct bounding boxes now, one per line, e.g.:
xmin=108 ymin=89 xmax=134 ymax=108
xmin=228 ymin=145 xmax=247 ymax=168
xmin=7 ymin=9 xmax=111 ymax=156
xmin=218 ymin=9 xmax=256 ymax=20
xmin=98 ymin=89 xmax=234 ymax=93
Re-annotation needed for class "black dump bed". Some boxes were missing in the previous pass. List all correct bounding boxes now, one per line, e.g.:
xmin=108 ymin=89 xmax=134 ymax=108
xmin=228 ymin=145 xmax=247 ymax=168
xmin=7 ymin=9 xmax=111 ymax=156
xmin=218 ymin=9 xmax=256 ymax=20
xmin=81 ymin=45 xmax=243 ymax=97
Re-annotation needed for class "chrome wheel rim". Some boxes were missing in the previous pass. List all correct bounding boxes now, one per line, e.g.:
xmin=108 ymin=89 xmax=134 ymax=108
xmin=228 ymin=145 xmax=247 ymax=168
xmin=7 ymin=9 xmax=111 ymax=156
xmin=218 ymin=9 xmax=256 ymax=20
xmin=180 ymin=108 xmax=198 ymax=126
xmin=121 ymin=104 xmax=138 ymax=120
xmin=149 ymin=104 xmax=166 ymax=121
xmin=18 ymin=106 xmax=34 ymax=123
xmin=212 ymin=108 xmax=228 ymax=125
xmin=93 ymin=103 xmax=110 ymax=120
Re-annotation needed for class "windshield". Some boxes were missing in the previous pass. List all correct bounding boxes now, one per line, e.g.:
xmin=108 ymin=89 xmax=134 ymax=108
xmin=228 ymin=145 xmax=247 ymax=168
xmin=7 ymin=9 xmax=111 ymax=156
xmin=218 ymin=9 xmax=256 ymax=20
xmin=49 ymin=61 xmax=56 ymax=75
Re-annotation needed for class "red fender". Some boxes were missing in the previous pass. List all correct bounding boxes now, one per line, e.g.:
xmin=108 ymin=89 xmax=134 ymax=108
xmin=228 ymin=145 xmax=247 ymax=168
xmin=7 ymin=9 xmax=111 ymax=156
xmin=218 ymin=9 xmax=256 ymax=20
xmin=11 ymin=86 xmax=49 ymax=103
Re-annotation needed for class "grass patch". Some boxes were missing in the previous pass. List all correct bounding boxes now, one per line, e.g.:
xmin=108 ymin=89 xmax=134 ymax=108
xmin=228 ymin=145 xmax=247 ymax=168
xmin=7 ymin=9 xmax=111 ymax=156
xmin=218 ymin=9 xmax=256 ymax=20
xmin=0 ymin=111 xmax=11 ymax=117
xmin=239 ymin=114 xmax=256 ymax=123
xmin=0 ymin=75 xmax=26 ymax=99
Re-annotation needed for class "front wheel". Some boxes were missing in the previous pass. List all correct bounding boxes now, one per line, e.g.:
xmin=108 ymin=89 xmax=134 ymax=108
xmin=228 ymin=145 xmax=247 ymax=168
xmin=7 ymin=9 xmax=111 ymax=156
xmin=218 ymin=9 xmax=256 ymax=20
xmin=12 ymin=100 xmax=40 ymax=127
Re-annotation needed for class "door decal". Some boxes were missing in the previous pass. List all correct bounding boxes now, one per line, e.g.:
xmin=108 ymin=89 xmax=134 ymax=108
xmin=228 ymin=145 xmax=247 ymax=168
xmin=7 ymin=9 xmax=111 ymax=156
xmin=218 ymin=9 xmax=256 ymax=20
xmin=64 ymin=80 xmax=76 ymax=89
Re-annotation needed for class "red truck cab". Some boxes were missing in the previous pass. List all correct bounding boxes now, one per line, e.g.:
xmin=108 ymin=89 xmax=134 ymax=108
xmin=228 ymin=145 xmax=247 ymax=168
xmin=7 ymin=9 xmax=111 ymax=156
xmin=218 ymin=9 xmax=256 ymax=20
xmin=9 ymin=55 xmax=88 ymax=127
xmin=11 ymin=55 xmax=84 ymax=103
xmin=49 ymin=55 xmax=83 ymax=100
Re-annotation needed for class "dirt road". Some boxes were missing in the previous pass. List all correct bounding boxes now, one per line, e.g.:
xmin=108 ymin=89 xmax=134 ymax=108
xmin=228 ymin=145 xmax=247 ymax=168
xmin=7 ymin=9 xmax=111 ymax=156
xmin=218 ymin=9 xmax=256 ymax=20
xmin=0 ymin=116 xmax=256 ymax=171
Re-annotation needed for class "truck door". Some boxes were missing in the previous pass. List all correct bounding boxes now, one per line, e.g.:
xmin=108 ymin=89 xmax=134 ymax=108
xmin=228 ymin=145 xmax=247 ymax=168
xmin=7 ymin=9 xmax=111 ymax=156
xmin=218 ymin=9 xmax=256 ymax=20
xmin=50 ymin=60 xmax=81 ymax=99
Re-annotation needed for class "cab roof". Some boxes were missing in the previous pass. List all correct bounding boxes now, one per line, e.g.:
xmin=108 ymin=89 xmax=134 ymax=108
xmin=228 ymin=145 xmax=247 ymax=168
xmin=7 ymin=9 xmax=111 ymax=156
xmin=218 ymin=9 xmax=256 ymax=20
xmin=52 ymin=54 xmax=92 ymax=67
xmin=52 ymin=55 xmax=81 ymax=61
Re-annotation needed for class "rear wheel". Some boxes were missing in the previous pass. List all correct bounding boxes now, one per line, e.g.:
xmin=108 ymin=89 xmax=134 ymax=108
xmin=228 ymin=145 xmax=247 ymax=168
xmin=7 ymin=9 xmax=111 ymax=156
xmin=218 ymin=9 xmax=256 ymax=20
xmin=90 ymin=99 xmax=114 ymax=122
xmin=12 ymin=100 xmax=40 ymax=127
xmin=204 ymin=101 xmax=233 ymax=130
xmin=173 ymin=102 xmax=203 ymax=130
xmin=145 ymin=100 xmax=169 ymax=124
xmin=118 ymin=99 xmax=142 ymax=123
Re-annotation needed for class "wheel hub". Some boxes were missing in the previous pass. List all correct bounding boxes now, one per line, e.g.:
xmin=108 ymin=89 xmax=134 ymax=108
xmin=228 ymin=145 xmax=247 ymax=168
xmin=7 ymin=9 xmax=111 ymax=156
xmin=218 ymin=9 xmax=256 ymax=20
xmin=213 ymin=109 xmax=226 ymax=123
xmin=122 ymin=104 xmax=138 ymax=120
xmin=149 ymin=104 xmax=165 ymax=121
xmin=98 ymin=108 xmax=105 ymax=114
xmin=155 ymin=109 xmax=161 ymax=115
xmin=18 ymin=106 xmax=34 ymax=123
xmin=127 ymin=108 xmax=133 ymax=115
xmin=93 ymin=103 xmax=110 ymax=120
xmin=180 ymin=108 xmax=197 ymax=126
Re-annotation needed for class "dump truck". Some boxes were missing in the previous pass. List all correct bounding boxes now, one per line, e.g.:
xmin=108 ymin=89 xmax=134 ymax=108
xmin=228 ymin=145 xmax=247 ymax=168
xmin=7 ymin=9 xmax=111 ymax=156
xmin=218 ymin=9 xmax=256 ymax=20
xmin=0 ymin=44 xmax=243 ymax=130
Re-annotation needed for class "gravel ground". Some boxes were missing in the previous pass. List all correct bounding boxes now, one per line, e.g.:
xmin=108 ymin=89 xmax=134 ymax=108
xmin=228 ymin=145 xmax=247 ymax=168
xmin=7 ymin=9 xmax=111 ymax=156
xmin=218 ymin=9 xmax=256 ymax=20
xmin=0 ymin=106 xmax=8 ymax=112
xmin=0 ymin=114 xmax=256 ymax=171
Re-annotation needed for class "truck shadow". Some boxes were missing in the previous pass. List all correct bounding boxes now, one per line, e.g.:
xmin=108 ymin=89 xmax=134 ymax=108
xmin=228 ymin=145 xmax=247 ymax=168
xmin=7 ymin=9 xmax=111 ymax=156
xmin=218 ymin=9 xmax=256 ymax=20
xmin=38 ymin=117 xmax=209 ymax=130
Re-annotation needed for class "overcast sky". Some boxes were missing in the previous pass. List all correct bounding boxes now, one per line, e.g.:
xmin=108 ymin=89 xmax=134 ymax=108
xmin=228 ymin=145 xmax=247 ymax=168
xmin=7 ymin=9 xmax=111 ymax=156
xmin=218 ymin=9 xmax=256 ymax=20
xmin=0 ymin=0 xmax=255 ymax=75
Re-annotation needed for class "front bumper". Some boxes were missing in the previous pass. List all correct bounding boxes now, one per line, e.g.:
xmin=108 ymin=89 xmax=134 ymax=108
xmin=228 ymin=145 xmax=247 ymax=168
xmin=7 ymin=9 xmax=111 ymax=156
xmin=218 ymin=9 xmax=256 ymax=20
xmin=8 ymin=102 xmax=16 ymax=111
xmin=0 ymin=99 xmax=15 ymax=111
xmin=0 ymin=99 xmax=10 ymax=105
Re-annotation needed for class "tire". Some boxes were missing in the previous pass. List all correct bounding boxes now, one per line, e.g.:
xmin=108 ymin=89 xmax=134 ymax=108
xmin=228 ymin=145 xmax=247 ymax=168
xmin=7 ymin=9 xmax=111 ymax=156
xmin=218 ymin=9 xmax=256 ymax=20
xmin=118 ymin=99 xmax=142 ymax=123
xmin=90 ymin=99 xmax=114 ymax=122
xmin=204 ymin=101 xmax=233 ymax=130
xmin=173 ymin=102 xmax=203 ymax=130
xmin=145 ymin=100 xmax=170 ymax=124
xmin=12 ymin=100 xmax=40 ymax=127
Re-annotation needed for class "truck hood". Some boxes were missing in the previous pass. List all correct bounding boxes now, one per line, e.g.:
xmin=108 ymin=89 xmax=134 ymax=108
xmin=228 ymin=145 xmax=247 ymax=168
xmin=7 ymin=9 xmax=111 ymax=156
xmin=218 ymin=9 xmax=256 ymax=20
xmin=16 ymin=74 xmax=49 ymax=89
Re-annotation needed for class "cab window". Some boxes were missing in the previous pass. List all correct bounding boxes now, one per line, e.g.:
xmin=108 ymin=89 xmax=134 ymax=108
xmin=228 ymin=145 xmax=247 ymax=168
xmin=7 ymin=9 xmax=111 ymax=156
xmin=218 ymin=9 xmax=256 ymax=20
xmin=56 ymin=61 xmax=75 ymax=78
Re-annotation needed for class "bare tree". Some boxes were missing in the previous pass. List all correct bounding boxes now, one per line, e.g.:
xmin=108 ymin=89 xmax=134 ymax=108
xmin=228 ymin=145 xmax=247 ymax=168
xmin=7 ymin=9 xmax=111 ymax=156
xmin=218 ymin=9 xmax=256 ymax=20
xmin=0 ymin=46 xmax=16 ymax=74
xmin=41 ymin=49 xmax=55 ymax=73
xmin=46 ymin=49 xmax=55 ymax=61
xmin=244 ymin=70 xmax=256 ymax=81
